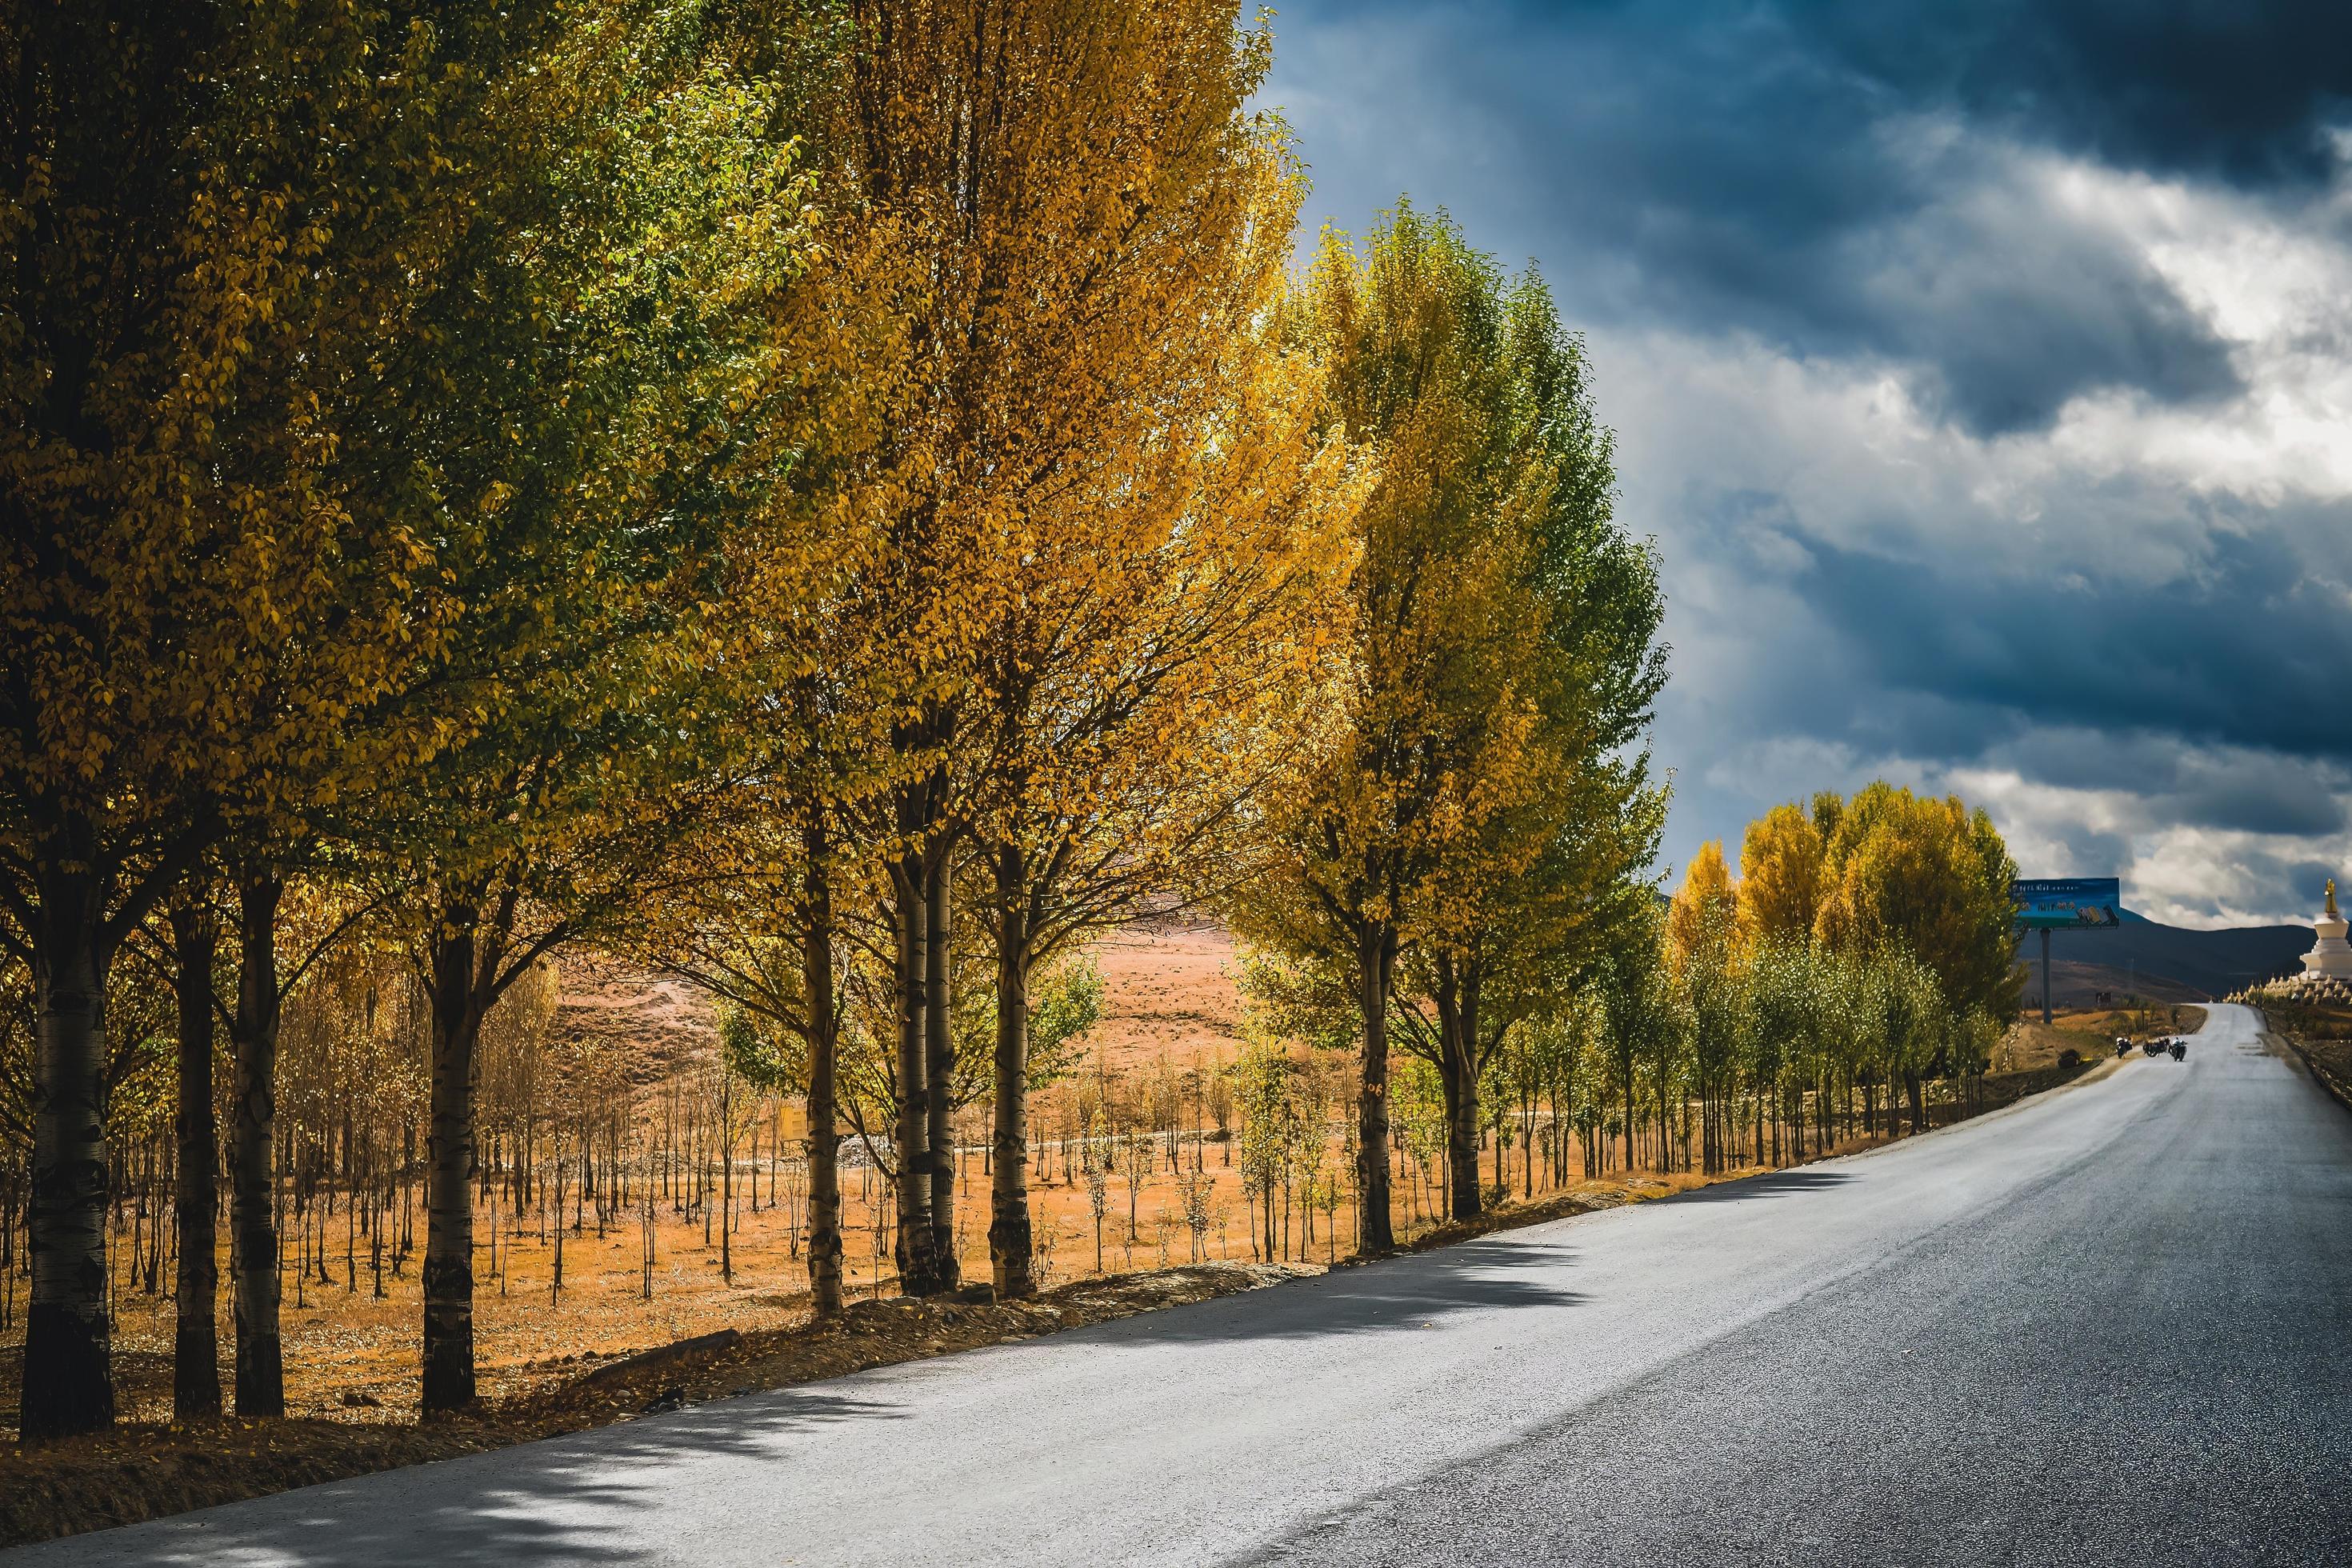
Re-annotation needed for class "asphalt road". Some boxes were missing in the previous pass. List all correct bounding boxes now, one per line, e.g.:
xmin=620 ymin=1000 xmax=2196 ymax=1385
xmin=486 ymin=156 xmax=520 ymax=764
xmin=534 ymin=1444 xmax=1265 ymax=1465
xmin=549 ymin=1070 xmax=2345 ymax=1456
xmin=18 ymin=1003 xmax=2352 ymax=1566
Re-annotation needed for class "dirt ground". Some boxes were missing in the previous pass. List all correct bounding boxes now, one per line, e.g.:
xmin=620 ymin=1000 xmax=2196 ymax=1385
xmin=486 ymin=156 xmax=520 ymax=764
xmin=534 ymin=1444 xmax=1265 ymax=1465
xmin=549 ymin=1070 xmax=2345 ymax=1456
xmin=0 ymin=923 xmax=1513 ymax=1439
xmin=0 ymin=1114 xmax=1679 ymax=1433
xmin=0 ymin=1135 xmax=1286 ymax=1430
xmin=1088 ymin=918 xmax=1243 ymax=1070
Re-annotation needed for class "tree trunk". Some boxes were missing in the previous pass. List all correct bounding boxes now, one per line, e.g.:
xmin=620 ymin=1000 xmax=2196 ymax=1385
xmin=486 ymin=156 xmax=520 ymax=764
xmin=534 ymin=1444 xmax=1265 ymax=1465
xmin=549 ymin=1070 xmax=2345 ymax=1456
xmin=801 ymin=840 xmax=845 ymax=1319
xmin=1437 ymin=1051 xmax=1480 ymax=1222
xmin=718 ymin=1070 xmax=733 ymax=1284
xmin=170 ymin=901 xmax=222 ymax=1421
xmin=21 ymin=864 xmax=114 ymax=1441
xmin=1698 ymin=1055 xmax=1716 ymax=1174
xmin=227 ymin=873 xmax=285 ymax=1418
xmin=925 ymin=849 xmax=958 ymax=1289
xmin=1618 ymin=1043 xmax=1636 ymax=1175
xmin=988 ymin=852 xmax=1034 ymax=1298
xmin=1434 ymin=958 xmax=1483 ymax=1221
xmin=1522 ymin=1086 xmax=1536 ymax=1197
xmin=422 ymin=910 xmax=488 ymax=1414
xmin=890 ymin=857 xmax=939 ymax=1295
xmin=1354 ymin=926 xmax=1395 ymax=1252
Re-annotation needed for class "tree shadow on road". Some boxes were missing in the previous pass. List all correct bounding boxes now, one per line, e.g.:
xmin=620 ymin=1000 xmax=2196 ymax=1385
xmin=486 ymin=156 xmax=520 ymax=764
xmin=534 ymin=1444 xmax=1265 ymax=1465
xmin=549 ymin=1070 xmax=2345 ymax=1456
xmin=1086 ymin=1169 xmax=1858 ymax=1352
xmin=1655 ymin=1168 xmax=1854 ymax=1203
xmin=32 ymin=1389 xmax=906 ymax=1568
xmin=1069 ymin=1238 xmax=1590 ymax=1347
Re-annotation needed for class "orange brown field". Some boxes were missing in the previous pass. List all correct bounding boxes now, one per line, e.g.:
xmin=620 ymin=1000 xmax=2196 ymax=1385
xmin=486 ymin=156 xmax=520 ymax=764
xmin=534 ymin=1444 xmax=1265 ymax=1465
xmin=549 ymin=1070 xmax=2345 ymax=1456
xmin=0 ymin=922 xmax=2097 ymax=1435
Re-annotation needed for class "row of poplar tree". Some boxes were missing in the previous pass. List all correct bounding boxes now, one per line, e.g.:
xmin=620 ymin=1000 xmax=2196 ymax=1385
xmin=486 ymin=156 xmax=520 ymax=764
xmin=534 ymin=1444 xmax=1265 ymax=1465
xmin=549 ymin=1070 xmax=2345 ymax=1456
xmin=1235 ymin=781 xmax=2025 ymax=1230
xmin=0 ymin=0 xmax=1670 ymax=1441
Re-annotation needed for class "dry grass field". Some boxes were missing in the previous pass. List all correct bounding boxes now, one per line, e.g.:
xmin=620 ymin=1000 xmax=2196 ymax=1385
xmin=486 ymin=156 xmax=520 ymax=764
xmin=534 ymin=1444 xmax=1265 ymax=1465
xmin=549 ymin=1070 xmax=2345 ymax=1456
xmin=0 ymin=924 xmax=1450 ymax=1431
xmin=2 ymin=929 xmax=2153 ymax=1434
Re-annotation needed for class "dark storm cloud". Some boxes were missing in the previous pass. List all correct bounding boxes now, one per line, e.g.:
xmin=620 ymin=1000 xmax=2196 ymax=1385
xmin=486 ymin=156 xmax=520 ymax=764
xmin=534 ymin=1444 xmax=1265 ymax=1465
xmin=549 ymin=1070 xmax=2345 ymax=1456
xmin=1270 ymin=0 xmax=2330 ymax=431
xmin=1798 ymin=525 xmax=2352 ymax=772
xmin=1982 ymin=730 xmax=2351 ymax=838
xmin=2178 ymin=775 xmax=2350 ymax=838
xmin=1858 ymin=206 xmax=2243 ymax=436
xmin=1794 ymin=1 xmax=2352 ymax=186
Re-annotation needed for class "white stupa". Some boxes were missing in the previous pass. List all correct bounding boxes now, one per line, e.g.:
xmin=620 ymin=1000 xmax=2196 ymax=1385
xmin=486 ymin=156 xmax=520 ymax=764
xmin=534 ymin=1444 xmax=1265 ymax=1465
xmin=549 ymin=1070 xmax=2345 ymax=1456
xmin=2303 ymin=878 xmax=2352 ymax=979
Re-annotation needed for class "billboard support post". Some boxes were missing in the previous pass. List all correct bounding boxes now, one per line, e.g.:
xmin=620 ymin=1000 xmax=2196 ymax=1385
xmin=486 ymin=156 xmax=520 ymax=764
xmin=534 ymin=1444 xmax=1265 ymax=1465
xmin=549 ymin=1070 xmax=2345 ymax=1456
xmin=2042 ymin=928 xmax=2053 ymax=1026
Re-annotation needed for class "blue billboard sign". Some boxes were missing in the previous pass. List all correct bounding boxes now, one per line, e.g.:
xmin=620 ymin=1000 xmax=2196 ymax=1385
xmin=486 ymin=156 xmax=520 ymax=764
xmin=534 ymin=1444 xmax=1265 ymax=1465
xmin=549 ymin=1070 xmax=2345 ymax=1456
xmin=2011 ymin=877 xmax=2120 ymax=930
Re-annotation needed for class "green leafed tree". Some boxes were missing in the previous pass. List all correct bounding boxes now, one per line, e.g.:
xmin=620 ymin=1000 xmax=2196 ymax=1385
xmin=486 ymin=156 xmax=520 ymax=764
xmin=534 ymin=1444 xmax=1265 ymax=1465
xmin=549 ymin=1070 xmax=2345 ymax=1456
xmin=330 ymin=0 xmax=833 ymax=1413
xmin=1236 ymin=202 xmax=1666 ymax=1232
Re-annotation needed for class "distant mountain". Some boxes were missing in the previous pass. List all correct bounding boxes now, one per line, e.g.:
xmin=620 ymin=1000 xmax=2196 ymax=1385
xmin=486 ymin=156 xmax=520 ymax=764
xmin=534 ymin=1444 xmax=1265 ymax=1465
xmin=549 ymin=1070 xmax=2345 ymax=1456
xmin=2034 ymin=959 xmax=2206 ymax=1010
xmin=2034 ymin=910 xmax=2314 ymax=1002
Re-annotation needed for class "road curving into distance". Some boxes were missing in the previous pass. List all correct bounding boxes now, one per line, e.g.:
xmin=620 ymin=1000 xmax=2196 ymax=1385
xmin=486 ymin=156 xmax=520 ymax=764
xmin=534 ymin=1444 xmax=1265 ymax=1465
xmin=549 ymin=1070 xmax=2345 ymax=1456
xmin=16 ymin=1003 xmax=2351 ymax=1566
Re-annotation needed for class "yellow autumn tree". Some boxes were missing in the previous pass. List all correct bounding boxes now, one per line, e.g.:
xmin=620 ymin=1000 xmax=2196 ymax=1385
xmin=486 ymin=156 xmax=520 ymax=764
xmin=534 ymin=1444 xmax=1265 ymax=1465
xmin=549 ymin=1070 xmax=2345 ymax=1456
xmin=0 ymin=3 xmax=468 ymax=1438
xmin=807 ymin=0 xmax=1368 ymax=1295
xmin=1736 ymin=803 xmax=1826 ymax=950
xmin=1668 ymin=840 xmax=1738 ymax=964
xmin=959 ymin=220 xmax=1366 ymax=1293
xmin=814 ymin=0 xmax=1038 ymax=1293
xmin=1666 ymin=839 xmax=1748 ymax=1171
xmin=1813 ymin=782 xmax=2022 ymax=1019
